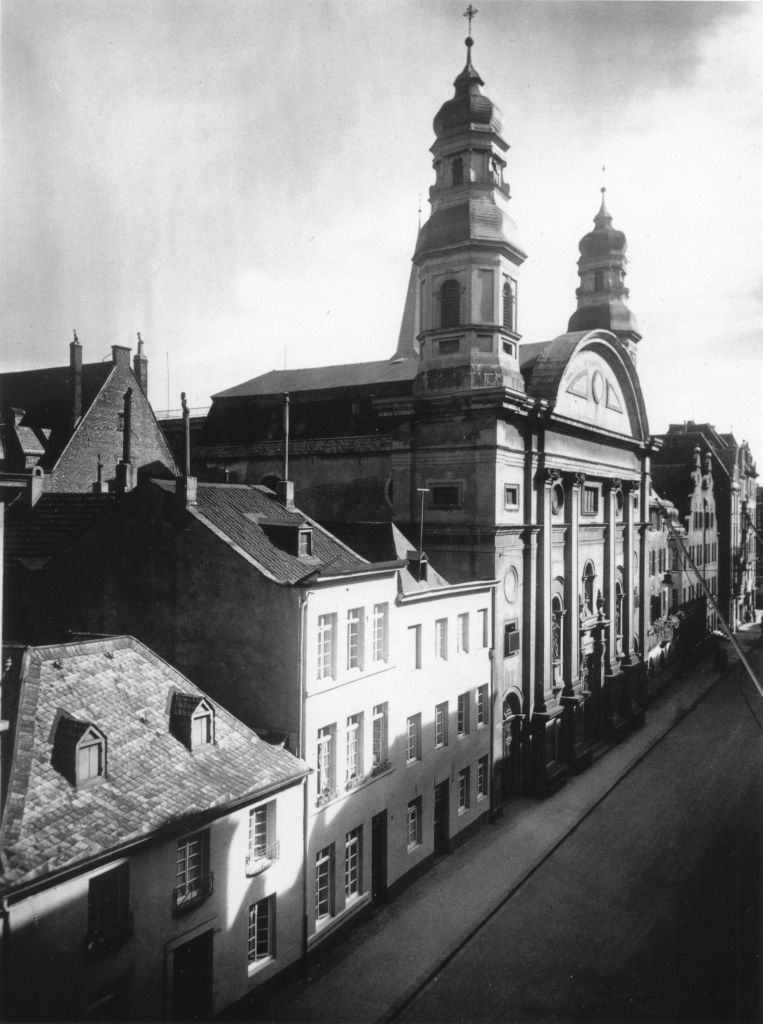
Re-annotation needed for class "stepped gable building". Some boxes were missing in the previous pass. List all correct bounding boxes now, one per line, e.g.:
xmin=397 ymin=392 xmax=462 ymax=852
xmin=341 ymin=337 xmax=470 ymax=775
xmin=652 ymin=422 xmax=757 ymax=629
xmin=182 ymin=37 xmax=660 ymax=795
xmin=653 ymin=444 xmax=719 ymax=630
xmin=0 ymin=335 xmax=176 ymax=492
xmin=0 ymin=635 xmax=309 ymax=1020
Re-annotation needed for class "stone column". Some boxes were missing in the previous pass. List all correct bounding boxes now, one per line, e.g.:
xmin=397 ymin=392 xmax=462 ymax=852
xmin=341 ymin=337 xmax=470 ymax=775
xmin=621 ymin=481 xmax=637 ymax=661
xmin=602 ymin=478 xmax=627 ymax=739
xmin=530 ymin=468 xmax=566 ymax=794
xmin=560 ymin=472 xmax=592 ymax=768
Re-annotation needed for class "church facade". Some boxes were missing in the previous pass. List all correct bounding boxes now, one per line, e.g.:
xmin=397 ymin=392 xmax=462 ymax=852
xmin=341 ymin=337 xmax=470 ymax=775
xmin=189 ymin=40 xmax=659 ymax=794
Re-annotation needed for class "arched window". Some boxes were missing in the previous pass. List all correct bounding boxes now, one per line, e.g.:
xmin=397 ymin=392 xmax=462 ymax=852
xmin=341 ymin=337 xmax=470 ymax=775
xmin=502 ymin=279 xmax=515 ymax=332
xmin=451 ymin=157 xmax=464 ymax=186
xmin=440 ymin=279 xmax=461 ymax=328
xmin=551 ymin=594 xmax=564 ymax=687
xmin=582 ymin=560 xmax=596 ymax=617
xmin=594 ymin=269 xmax=604 ymax=292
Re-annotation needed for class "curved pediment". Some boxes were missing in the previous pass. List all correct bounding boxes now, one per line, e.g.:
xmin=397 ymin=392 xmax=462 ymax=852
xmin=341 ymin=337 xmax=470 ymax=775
xmin=522 ymin=330 xmax=649 ymax=441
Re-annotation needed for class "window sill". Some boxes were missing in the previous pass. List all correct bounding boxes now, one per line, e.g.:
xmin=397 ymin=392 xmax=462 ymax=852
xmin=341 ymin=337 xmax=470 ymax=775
xmin=407 ymin=841 xmax=421 ymax=853
xmin=309 ymin=893 xmax=371 ymax=946
xmin=458 ymin=806 xmax=469 ymax=816
xmin=247 ymin=955 xmax=275 ymax=978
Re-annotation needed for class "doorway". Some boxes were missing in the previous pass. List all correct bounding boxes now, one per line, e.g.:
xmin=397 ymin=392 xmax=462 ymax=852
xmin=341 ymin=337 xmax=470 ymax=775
xmin=371 ymin=810 xmax=387 ymax=902
xmin=433 ymin=780 xmax=450 ymax=856
xmin=172 ymin=929 xmax=213 ymax=1021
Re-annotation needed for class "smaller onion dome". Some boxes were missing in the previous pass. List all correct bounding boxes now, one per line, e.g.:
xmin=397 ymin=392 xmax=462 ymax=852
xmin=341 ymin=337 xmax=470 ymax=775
xmin=433 ymin=46 xmax=503 ymax=138
xmin=578 ymin=190 xmax=627 ymax=259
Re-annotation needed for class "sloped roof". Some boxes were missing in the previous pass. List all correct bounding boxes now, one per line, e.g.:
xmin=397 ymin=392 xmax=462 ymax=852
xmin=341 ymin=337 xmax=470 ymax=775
xmin=3 ymin=492 xmax=116 ymax=571
xmin=212 ymin=358 xmax=417 ymax=400
xmin=155 ymin=480 xmax=367 ymax=584
xmin=0 ymin=363 xmax=114 ymax=470
xmin=0 ymin=636 xmax=309 ymax=894
xmin=321 ymin=521 xmax=450 ymax=592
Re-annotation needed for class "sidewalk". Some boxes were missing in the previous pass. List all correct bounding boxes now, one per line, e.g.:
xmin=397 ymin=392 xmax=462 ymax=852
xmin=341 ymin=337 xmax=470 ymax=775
xmin=237 ymin=629 xmax=762 ymax=1024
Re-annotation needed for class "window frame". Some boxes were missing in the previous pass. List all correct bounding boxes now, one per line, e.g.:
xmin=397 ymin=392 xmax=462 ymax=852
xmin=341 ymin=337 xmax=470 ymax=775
xmin=247 ymin=895 xmax=275 ymax=965
xmin=457 ymin=693 xmax=470 ymax=737
xmin=503 ymin=483 xmax=520 ymax=510
xmin=456 ymin=612 xmax=469 ymax=654
xmin=435 ymin=618 xmax=448 ymax=661
xmin=345 ymin=713 xmax=364 ymax=787
xmin=372 ymin=603 xmax=389 ymax=663
xmin=407 ymin=798 xmax=422 ymax=849
xmin=406 ymin=713 xmax=422 ymax=764
xmin=344 ymin=827 xmax=362 ymax=901
xmin=582 ymin=484 xmax=600 ymax=516
xmin=477 ymin=756 xmax=488 ymax=800
xmin=316 ymin=724 xmax=336 ymax=802
xmin=458 ymin=767 xmax=470 ymax=813
xmin=476 ymin=684 xmax=488 ymax=727
xmin=435 ymin=701 xmax=449 ymax=748
xmin=315 ymin=845 xmax=334 ymax=923
xmin=317 ymin=613 xmax=337 ymax=681
xmin=346 ymin=607 xmax=365 ymax=672
xmin=371 ymin=703 xmax=389 ymax=773
xmin=174 ymin=830 xmax=211 ymax=914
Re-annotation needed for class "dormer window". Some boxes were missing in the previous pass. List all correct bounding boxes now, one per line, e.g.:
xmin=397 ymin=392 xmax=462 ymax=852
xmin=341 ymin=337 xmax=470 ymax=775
xmin=170 ymin=693 xmax=215 ymax=751
xmin=298 ymin=528 xmax=313 ymax=557
xmin=52 ymin=714 xmax=107 ymax=787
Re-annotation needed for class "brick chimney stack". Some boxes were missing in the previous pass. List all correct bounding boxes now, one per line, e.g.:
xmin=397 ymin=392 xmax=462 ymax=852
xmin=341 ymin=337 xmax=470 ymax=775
xmin=70 ymin=330 xmax=82 ymax=430
xmin=133 ymin=332 xmax=148 ymax=394
xmin=115 ymin=388 xmax=135 ymax=494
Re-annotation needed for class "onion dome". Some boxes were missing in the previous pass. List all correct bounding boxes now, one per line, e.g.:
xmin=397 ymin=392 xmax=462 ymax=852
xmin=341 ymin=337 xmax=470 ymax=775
xmin=433 ymin=44 xmax=503 ymax=138
xmin=578 ymin=190 xmax=627 ymax=259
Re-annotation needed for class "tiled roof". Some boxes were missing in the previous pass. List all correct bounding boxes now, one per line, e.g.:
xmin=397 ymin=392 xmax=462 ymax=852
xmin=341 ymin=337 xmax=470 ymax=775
xmin=519 ymin=333 xmax=588 ymax=400
xmin=0 ymin=636 xmax=309 ymax=894
xmin=155 ymin=480 xmax=367 ymax=584
xmin=321 ymin=521 xmax=450 ymax=592
xmin=3 ymin=492 xmax=116 ymax=570
xmin=0 ymin=363 xmax=113 ymax=470
xmin=212 ymin=358 xmax=417 ymax=400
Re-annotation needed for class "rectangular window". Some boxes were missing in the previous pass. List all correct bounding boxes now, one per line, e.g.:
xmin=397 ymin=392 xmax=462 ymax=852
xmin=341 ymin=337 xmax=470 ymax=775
xmin=315 ymin=845 xmax=334 ymax=922
xmin=87 ymin=863 xmax=130 ymax=951
xmin=477 ymin=756 xmax=488 ymax=800
xmin=504 ymin=620 xmax=520 ymax=657
xmin=317 ymin=725 xmax=336 ymax=800
xmin=406 ymin=714 xmax=422 ymax=763
xmin=430 ymin=483 xmax=463 ymax=510
xmin=407 ymin=798 xmax=422 ymax=849
xmin=649 ymin=550 xmax=656 ymax=576
xmin=435 ymin=619 xmax=448 ymax=660
xmin=247 ymin=801 xmax=277 ymax=874
xmin=458 ymin=768 xmax=470 ymax=812
xmin=344 ymin=827 xmax=362 ymax=899
xmin=78 ymin=739 xmax=103 ymax=781
xmin=409 ymin=624 xmax=422 ymax=669
xmin=504 ymin=484 xmax=520 ymax=510
xmin=247 ymin=895 xmax=274 ymax=963
xmin=476 ymin=684 xmax=488 ymax=727
xmin=457 ymin=612 xmax=469 ymax=654
xmin=298 ymin=530 xmax=313 ymax=557
xmin=372 ymin=603 xmax=388 ymax=663
xmin=347 ymin=607 xmax=364 ymax=671
xmin=435 ymin=701 xmax=448 ymax=748
xmin=582 ymin=485 xmax=599 ymax=515
xmin=479 ymin=608 xmax=489 ymax=648
xmin=457 ymin=693 xmax=470 ymax=736
xmin=175 ymin=831 xmax=210 ymax=912
xmin=317 ymin=613 xmax=337 ymax=680
xmin=346 ymin=713 xmax=363 ymax=786
xmin=372 ymin=703 xmax=388 ymax=772
xmin=477 ymin=268 xmax=495 ymax=322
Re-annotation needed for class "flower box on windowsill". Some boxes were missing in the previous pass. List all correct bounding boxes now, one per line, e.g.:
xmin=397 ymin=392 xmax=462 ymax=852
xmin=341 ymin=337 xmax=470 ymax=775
xmin=371 ymin=760 xmax=392 ymax=777
xmin=172 ymin=872 xmax=214 ymax=915
xmin=345 ymin=773 xmax=366 ymax=792
xmin=245 ymin=841 xmax=280 ymax=877
xmin=315 ymin=788 xmax=337 ymax=808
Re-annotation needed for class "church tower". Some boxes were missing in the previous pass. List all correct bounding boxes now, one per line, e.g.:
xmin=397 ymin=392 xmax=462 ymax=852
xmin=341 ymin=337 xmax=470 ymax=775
xmin=408 ymin=29 xmax=526 ymax=394
xmin=568 ymin=189 xmax=642 ymax=363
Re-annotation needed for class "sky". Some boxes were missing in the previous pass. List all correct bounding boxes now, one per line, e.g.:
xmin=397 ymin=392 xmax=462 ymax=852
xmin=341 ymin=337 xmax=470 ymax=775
xmin=2 ymin=0 xmax=762 ymax=461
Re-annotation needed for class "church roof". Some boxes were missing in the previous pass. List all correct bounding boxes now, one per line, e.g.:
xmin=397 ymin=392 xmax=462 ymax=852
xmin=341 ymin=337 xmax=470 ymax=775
xmin=433 ymin=57 xmax=503 ymax=138
xmin=213 ymin=358 xmax=417 ymax=400
xmin=414 ymin=198 xmax=524 ymax=260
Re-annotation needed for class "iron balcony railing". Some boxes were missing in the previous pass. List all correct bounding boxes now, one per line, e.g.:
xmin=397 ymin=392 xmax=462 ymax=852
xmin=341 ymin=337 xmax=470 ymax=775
xmin=245 ymin=841 xmax=280 ymax=877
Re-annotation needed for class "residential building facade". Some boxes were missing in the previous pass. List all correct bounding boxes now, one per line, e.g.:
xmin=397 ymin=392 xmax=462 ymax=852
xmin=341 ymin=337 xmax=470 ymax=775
xmin=0 ymin=636 xmax=309 ymax=1020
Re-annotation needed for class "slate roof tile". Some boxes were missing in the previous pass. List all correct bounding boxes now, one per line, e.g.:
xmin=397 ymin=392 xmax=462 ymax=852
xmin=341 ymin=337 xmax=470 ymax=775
xmin=212 ymin=358 xmax=417 ymax=400
xmin=154 ymin=480 xmax=367 ymax=584
xmin=0 ymin=636 xmax=309 ymax=895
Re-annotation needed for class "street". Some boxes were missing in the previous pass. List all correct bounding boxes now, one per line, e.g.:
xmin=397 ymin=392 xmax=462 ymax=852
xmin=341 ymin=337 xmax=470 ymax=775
xmin=396 ymin=657 xmax=762 ymax=1022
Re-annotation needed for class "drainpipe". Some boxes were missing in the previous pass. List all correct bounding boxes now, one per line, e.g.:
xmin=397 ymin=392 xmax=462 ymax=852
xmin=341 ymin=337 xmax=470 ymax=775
xmin=283 ymin=393 xmax=290 ymax=482
xmin=1 ymin=897 xmax=11 ymax=1020
xmin=298 ymin=589 xmax=311 ymax=969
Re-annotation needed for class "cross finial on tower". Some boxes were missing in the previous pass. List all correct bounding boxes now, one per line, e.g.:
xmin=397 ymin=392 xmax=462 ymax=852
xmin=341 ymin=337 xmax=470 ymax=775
xmin=463 ymin=4 xmax=477 ymax=60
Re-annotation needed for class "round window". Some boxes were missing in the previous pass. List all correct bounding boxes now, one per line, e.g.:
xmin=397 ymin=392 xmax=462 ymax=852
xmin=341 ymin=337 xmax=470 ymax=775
xmin=503 ymin=566 xmax=519 ymax=602
xmin=551 ymin=483 xmax=565 ymax=515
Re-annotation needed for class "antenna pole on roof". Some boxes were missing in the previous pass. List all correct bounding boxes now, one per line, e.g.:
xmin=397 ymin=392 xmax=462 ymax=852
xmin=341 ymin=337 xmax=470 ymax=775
xmin=416 ymin=487 xmax=430 ymax=581
xmin=283 ymin=393 xmax=290 ymax=481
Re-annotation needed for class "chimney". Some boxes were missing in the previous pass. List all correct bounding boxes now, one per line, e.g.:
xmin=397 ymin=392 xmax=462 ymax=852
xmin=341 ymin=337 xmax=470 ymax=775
xmin=111 ymin=344 xmax=131 ymax=369
xmin=693 ymin=445 xmax=701 ymax=471
xmin=133 ymin=332 xmax=148 ymax=394
xmin=115 ymin=388 xmax=135 ymax=494
xmin=70 ymin=330 xmax=82 ymax=430
xmin=175 ymin=391 xmax=197 ymax=512
xmin=276 ymin=479 xmax=295 ymax=509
